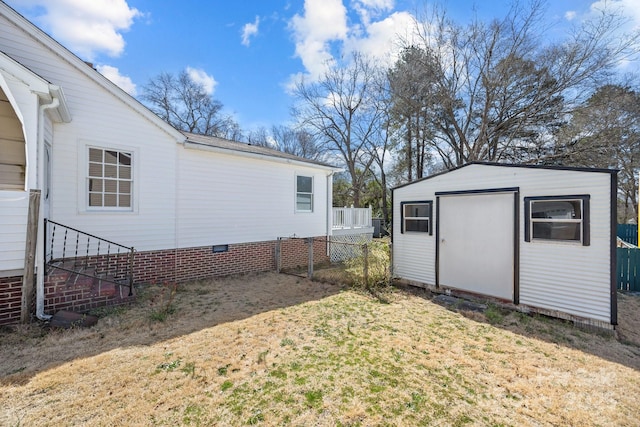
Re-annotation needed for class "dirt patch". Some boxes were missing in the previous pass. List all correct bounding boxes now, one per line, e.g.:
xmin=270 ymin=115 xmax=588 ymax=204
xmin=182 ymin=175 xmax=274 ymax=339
xmin=617 ymin=292 xmax=640 ymax=346
xmin=1 ymin=272 xmax=639 ymax=426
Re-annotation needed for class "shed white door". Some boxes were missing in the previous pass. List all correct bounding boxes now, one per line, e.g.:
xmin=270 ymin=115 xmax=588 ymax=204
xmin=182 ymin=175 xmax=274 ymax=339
xmin=438 ymin=192 xmax=514 ymax=301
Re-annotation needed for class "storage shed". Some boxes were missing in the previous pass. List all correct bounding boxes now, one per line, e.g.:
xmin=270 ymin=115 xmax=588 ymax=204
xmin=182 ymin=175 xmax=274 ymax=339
xmin=392 ymin=163 xmax=617 ymax=328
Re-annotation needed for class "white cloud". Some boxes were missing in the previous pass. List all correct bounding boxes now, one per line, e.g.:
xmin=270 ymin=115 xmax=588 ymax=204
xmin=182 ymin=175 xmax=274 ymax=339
xmin=565 ymin=11 xmax=577 ymax=21
xmin=241 ymin=16 xmax=260 ymax=47
xmin=353 ymin=0 xmax=395 ymax=26
xmin=345 ymin=11 xmax=414 ymax=66
xmin=288 ymin=0 xmax=416 ymax=83
xmin=12 ymin=0 xmax=141 ymax=60
xmin=289 ymin=0 xmax=349 ymax=79
xmin=186 ymin=67 xmax=217 ymax=95
xmin=589 ymin=0 xmax=640 ymax=27
xmin=96 ymin=64 xmax=136 ymax=95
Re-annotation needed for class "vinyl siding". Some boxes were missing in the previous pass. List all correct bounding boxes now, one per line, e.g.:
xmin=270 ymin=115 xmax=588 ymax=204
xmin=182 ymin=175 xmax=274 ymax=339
xmin=176 ymin=146 xmax=330 ymax=247
xmin=0 ymin=11 xmax=180 ymax=251
xmin=393 ymin=164 xmax=613 ymax=323
xmin=0 ymin=64 xmax=40 ymax=273
xmin=0 ymin=9 xmax=332 ymax=254
xmin=0 ymin=191 xmax=28 ymax=271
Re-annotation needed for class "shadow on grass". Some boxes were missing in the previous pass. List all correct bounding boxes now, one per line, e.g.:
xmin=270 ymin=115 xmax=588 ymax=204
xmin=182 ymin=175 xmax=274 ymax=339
xmin=0 ymin=271 xmax=345 ymax=386
xmin=395 ymin=282 xmax=640 ymax=372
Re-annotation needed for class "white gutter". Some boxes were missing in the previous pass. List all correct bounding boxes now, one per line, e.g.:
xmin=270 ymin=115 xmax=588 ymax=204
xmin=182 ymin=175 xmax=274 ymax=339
xmin=34 ymin=96 xmax=60 ymax=321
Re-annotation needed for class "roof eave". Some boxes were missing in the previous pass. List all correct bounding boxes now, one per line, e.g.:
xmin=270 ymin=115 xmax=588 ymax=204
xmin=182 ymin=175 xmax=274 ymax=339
xmin=183 ymin=140 xmax=341 ymax=173
xmin=0 ymin=2 xmax=185 ymax=142
xmin=392 ymin=162 xmax=619 ymax=191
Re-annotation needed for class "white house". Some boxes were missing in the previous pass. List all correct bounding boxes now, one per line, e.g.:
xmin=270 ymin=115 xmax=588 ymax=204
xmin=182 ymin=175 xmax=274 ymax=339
xmin=0 ymin=2 xmax=340 ymax=325
xmin=392 ymin=162 xmax=617 ymax=328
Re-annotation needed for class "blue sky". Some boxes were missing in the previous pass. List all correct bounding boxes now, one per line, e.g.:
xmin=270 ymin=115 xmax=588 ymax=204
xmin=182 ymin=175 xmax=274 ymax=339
xmin=6 ymin=0 xmax=640 ymax=132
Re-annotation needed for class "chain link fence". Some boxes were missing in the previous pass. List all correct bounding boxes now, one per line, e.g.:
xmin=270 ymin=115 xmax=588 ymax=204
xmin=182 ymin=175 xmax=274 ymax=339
xmin=276 ymin=235 xmax=391 ymax=289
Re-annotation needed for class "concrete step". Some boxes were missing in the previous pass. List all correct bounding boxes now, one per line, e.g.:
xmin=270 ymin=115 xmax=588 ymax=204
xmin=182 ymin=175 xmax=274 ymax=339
xmin=49 ymin=310 xmax=98 ymax=329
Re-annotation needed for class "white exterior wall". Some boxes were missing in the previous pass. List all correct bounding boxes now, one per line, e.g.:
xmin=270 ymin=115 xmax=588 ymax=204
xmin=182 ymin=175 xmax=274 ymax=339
xmin=0 ymin=8 xmax=334 ymax=256
xmin=0 ymin=191 xmax=28 ymax=273
xmin=0 ymin=11 xmax=180 ymax=251
xmin=0 ymin=69 xmax=40 ymax=273
xmin=393 ymin=164 xmax=613 ymax=323
xmin=176 ymin=146 xmax=331 ymax=247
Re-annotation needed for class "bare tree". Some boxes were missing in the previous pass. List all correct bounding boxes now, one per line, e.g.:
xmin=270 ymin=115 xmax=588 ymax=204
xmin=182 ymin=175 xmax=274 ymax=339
xmin=397 ymin=0 xmax=640 ymax=168
xmin=246 ymin=125 xmax=324 ymax=160
xmin=554 ymin=83 xmax=640 ymax=222
xmin=140 ymin=70 xmax=242 ymax=139
xmin=292 ymin=53 xmax=383 ymax=207
xmin=365 ymin=66 xmax=396 ymax=224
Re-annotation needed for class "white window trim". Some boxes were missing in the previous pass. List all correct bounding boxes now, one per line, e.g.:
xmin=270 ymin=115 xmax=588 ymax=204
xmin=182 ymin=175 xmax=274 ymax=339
xmin=295 ymin=174 xmax=314 ymax=213
xmin=78 ymin=141 xmax=139 ymax=214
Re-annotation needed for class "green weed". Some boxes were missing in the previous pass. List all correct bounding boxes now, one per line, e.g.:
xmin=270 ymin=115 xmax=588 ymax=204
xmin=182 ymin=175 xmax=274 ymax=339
xmin=181 ymin=361 xmax=196 ymax=377
xmin=149 ymin=281 xmax=178 ymax=322
xmin=156 ymin=358 xmax=182 ymax=372
xmin=182 ymin=403 xmax=204 ymax=425
xmin=484 ymin=305 xmax=504 ymax=325
xmin=304 ymin=390 xmax=323 ymax=408
xmin=247 ymin=410 xmax=265 ymax=425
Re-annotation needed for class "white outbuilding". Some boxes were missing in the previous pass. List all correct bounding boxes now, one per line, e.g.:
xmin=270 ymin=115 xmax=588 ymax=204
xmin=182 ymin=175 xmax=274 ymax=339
xmin=392 ymin=162 xmax=617 ymax=328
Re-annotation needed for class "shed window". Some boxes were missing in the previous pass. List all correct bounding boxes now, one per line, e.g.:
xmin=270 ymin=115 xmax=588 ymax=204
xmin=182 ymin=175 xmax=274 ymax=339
xmin=402 ymin=201 xmax=433 ymax=234
xmin=296 ymin=175 xmax=313 ymax=212
xmin=88 ymin=147 xmax=133 ymax=210
xmin=524 ymin=196 xmax=589 ymax=245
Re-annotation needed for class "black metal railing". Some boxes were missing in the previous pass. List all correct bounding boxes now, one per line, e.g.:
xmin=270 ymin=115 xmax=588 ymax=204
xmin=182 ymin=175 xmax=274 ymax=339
xmin=44 ymin=219 xmax=135 ymax=296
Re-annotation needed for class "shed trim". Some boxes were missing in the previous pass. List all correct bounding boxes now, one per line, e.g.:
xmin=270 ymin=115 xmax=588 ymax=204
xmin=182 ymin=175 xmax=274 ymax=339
xmin=513 ymin=190 xmax=520 ymax=305
xmin=434 ymin=186 xmax=520 ymax=303
xmin=435 ymin=187 xmax=519 ymax=196
xmin=523 ymin=195 xmax=591 ymax=246
xmin=393 ymin=162 xmax=617 ymax=191
xmin=435 ymin=196 xmax=440 ymax=287
xmin=610 ymin=173 xmax=618 ymax=326
xmin=399 ymin=200 xmax=433 ymax=235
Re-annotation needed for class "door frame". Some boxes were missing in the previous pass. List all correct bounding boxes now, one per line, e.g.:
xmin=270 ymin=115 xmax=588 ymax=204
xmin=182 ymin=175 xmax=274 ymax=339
xmin=435 ymin=187 xmax=520 ymax=305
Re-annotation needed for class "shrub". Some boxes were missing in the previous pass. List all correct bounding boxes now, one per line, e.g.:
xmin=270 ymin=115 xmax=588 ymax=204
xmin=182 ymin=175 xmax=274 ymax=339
xmin=148 ymin=281 xmax=178 ymax=322
xmin=345 ymin=239 xmax=391 ymax=291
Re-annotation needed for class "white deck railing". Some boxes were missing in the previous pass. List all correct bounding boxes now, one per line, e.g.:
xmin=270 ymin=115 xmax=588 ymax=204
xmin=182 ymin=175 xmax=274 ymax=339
xmin=332 ymin=206 xmax=372 ymax=229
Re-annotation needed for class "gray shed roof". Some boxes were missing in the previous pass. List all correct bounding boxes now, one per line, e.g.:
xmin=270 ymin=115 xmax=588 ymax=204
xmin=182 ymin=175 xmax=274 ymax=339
xmin=182 ymin=132 xmax=339 ymax=171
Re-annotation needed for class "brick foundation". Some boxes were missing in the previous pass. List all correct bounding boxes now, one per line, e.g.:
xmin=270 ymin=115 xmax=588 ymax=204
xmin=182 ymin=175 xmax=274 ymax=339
xmin=0 ymin=275 xmax=23 ymax=326
xmin=0 ymin=236 xmax=330 ymax=325
xmin=133 ymin=236 xmax=330 ymax=284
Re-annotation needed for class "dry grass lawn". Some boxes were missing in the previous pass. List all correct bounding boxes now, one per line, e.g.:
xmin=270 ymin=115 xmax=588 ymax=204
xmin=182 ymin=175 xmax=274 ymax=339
xmin=1 ymin=271 xmax=639 ymax=426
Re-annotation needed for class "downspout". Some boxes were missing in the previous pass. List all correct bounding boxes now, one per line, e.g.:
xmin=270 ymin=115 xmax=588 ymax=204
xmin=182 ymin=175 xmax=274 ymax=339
xmin=35 ymin=96 xmax=59 ymax=321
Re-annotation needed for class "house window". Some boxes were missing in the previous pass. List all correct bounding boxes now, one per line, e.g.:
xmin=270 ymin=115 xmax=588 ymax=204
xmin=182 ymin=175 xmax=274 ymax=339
xmin=88 ymin=147 xmax=132 ymax=209
xmin=401 ymin=201 xmax=433 ymax=234
xmin=296 ymin=175 xmax=313 ymax=212
xmin=524 ymin=195 xmax=590 ymax=245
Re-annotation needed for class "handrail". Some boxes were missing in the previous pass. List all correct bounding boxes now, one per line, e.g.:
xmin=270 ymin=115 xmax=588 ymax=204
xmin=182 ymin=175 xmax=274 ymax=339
xmin=44 ymin=219 xmax=135 ymax=296
xmin=332 ymin=206 xmax=372 ymax=229
xmin=46 ymin=219 xmax=133 ymax=250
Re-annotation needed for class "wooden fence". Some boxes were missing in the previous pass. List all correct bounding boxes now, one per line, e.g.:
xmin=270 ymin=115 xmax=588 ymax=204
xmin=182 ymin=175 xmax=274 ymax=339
xmin=617 ymin=247 xmax=640 ymax=291
xmin=617 ymin=224 xmax=638 ymax=246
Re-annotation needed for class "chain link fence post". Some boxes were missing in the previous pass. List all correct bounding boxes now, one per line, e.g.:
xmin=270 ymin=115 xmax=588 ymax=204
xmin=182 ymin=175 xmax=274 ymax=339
xmin=307 ymin=237 xmax=314 ymax=279
xmin=362 ymin=242 xmax=369 ymax=290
